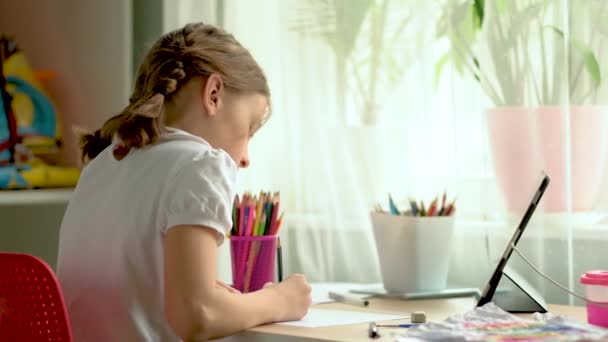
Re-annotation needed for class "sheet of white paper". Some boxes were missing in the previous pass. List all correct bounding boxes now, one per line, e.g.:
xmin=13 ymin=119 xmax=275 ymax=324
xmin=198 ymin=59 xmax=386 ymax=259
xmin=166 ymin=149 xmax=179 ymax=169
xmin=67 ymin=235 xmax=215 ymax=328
xmin=276 ymin=308 xmax=405 ymax=328
xmin=311 ymin=282 xmax=380 ymax=304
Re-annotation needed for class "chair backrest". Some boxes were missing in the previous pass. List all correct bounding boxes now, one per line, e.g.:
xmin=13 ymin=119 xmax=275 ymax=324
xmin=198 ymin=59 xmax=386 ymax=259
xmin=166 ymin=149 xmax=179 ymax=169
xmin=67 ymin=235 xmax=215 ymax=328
xmin=0 ymin=252 xmax=72 ymax=341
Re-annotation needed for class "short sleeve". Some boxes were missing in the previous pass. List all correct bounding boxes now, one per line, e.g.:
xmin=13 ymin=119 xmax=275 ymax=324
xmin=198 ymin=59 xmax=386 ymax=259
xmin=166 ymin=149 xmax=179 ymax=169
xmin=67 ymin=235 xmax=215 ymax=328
xmin=162 ymin=149 xmax=237 ymax=245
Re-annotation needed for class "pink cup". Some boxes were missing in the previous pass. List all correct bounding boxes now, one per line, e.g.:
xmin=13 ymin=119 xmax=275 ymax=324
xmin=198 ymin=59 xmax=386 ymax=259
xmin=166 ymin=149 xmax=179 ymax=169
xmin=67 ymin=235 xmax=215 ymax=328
xmin=580 ymin=271 xmax=608 ymax=327
xmin=230 ymin=235 xmax=277 ymax=293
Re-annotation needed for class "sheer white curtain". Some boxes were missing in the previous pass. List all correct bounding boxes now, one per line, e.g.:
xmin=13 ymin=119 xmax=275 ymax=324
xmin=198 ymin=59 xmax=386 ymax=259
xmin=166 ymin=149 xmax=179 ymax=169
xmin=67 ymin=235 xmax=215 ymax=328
xmin=163 ymin=0 xmax=608 ymax=304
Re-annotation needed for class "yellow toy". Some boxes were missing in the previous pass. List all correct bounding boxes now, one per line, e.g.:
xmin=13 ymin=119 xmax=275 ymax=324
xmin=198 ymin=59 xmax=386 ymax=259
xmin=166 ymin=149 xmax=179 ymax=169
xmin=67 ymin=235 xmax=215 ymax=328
xmin=0 ymin=36 xmax=79 ymax=189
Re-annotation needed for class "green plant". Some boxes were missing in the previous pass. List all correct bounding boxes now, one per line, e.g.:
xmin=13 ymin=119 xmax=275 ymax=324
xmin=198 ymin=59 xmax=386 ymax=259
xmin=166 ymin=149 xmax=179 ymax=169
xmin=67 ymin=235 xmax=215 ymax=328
xmin=435 ymin=0 xmax=605 ymax=106
xmin=291 ymin=0 xmax=418 ymax=123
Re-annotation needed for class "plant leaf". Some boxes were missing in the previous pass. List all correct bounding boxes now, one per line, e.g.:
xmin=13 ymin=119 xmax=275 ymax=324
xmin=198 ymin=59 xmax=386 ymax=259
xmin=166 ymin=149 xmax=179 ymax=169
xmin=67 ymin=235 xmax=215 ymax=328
xmin=501 ymin=3 xmax=544 ymax=51
xmin=436 ymin=11 xmax=448 ymax=39
xmin=511 ymin=4 xmax=543 ymax=35
xmin=333 ymin=0 xmax=374 ymax=59
xmin=473 ymin=0 xmax=484 ymax=29
xmin=496 ymin=0 xmax=507 ymax=14
xmin=447 ymin=2 xmax=477 ymax=74
xmin=450 ymin=1 xmax=475 ymax=30
xmin=472 ymin=57 xmax=481 ymax=82
xmin=547 ymin=25 xmax=602 ymax=87
xmin=571 ymin=38 xmax=602 ymax=86
xmin=290 ymin=0 xmax=373 ymax=60
xmin=435 ymin=51 xmax=452 ymax=90
xmin=437 ymin=0 xmax=469 ymax=38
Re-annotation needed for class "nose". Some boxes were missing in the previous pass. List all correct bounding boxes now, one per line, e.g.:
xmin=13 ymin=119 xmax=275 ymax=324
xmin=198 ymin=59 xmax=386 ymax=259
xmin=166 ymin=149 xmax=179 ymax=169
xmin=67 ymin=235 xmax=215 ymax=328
xmin=239 ymin=157 xmax=250 ymax=168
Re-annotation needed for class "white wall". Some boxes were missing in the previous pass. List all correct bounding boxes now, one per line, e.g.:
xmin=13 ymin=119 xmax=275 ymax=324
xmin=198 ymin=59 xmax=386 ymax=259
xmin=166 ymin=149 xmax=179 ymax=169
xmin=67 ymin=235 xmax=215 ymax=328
xmin=0 ymin=0 xmax=132 ymax=166
xmin=163 ymin=0 xmax=219 ymax=32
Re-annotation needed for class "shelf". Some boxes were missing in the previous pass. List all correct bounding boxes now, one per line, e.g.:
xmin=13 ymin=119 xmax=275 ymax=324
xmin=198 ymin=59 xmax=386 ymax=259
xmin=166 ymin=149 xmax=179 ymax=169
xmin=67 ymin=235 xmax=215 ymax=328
xmin=0 ymin=189 xmax=73 ymax=206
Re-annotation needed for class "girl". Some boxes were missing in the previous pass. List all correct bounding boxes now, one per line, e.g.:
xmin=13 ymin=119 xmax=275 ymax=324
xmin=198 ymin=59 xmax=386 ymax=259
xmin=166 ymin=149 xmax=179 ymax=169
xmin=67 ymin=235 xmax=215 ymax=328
xmin=57 ymin=22 xmax=311 ymax=341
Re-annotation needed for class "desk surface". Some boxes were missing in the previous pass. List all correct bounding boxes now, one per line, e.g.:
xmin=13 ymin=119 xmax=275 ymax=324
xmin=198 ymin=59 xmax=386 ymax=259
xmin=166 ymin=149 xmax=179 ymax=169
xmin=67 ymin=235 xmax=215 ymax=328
xmin=238 ymin=297 xmax=587 ymax=342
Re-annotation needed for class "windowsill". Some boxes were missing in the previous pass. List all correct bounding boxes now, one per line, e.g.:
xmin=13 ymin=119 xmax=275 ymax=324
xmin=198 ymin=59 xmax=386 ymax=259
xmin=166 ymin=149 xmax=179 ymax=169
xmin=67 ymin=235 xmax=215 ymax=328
xmin=0 ymin=189 xmax=73 ymax=206
xmin=457 ymin=213 xmax=608 ymax=240
xmin=285 ymin=212 xmax=608 ymax=241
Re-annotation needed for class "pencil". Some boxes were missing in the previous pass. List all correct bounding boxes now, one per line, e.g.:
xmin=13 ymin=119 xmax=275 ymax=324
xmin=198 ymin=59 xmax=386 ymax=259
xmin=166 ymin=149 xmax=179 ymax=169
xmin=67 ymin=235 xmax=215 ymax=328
xmin=232 ymin=195 xmax=239 ymax=235
xmin=263 ymin=200 xmax=273 ymax=235
xmin=257 ymin=194 xmax=268 ymax=235
xmin=389 ymin=194 xmax=400 ymax=215
xmin=246 ymin=204 xmax=255 ymax=236
xmin=238 ymin=196 xmax=245 ymax=235
xmin=269 ymin=198 xmax=280 ymax=235
xmin=445 ymin=200 xmax=456 ymax=216
xmin=253 ymin=192 xmax=263 ymax=233
xmin=243 ymin=241 xmax=260 ymax=292
xmin=409 ymin=199 xmax=418 ymax=216
xmin=277 ymin=237 xmax=283 ymax=282
xmin=427 ymin=197 xmax=438 ymax=216
xmin=420 ymin=200 xmax=426 ymax=217
xmin=274 ymin=212 xmax=285 ymax=235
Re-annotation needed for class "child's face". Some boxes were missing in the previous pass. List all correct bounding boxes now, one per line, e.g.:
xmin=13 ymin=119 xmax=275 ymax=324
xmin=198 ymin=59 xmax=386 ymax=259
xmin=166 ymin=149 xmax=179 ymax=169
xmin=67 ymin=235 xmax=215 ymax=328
xmin=213 ymin=91 xmax=268 ymax=168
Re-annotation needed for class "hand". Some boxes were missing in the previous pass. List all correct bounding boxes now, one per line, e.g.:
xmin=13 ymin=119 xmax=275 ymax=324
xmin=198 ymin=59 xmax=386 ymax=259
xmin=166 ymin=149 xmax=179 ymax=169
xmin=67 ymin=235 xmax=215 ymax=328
xmin=215 ymin=280 xmax=241 ymax=294
xmin=266 ymin=274 xmax=312 ymax=322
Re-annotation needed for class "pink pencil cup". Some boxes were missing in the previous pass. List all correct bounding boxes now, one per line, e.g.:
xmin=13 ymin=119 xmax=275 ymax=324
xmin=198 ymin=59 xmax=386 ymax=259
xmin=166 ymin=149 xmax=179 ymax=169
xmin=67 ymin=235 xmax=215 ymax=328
xmin=230 ymin=235 xmax=277 ymax=293
xmin=580 ymin=271 xmax=608 ymax=327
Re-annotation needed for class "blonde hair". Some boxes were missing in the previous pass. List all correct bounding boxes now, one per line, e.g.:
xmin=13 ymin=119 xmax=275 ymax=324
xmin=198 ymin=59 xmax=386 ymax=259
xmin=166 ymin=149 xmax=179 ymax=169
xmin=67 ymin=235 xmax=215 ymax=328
xmin=80 ymin=22 xmax=270 ymax=161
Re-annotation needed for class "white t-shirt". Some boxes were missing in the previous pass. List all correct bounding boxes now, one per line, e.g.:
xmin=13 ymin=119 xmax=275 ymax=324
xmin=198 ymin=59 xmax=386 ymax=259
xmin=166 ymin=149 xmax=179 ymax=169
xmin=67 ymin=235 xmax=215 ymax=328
xmin=57 ymin=128 xmax=237 ymax=341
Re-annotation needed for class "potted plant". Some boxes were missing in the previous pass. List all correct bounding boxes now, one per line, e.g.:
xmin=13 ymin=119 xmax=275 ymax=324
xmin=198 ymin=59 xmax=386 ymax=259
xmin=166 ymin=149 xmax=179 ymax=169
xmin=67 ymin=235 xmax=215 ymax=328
xmin=436 ymin=0 xmax=608 ymax=212
xmin=291 ymin=0 xmax=420 ymax=125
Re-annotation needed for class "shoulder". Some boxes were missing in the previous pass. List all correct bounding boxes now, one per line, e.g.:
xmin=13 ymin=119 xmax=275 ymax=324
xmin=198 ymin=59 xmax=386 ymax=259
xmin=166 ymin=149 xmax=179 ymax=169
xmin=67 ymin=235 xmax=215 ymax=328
xmin=171 ymin=148 xmax=237 ymax=187
xmin=157 ymin=132 xmax=238 ymax=240
xmin=151 ymin=128 xmax=238 ymax=182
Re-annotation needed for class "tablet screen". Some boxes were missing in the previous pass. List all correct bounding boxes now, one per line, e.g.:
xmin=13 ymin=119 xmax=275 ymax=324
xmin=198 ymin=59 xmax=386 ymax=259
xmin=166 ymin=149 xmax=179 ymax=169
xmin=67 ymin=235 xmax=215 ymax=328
xmin=476 ymin=173 xmax=550 ymax=312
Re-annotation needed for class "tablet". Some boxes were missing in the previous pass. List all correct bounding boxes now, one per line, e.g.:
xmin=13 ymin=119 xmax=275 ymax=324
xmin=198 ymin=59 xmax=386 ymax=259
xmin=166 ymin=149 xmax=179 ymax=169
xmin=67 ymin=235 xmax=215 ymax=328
xmin=476 ymin=173 xmax=550 ymax=313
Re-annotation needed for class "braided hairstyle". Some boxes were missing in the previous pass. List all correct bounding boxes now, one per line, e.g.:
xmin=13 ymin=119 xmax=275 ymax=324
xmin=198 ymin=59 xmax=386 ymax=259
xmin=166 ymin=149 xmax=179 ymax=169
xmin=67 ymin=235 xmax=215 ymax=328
xmin=80 ymin=22 xmax=270 ymax=162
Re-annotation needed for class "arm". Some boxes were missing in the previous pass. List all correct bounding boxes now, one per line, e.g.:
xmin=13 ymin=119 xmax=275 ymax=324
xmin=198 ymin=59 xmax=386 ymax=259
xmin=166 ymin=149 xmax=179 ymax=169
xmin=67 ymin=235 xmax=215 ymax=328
xmin=163 ymin=225 xmax=310 ymax=341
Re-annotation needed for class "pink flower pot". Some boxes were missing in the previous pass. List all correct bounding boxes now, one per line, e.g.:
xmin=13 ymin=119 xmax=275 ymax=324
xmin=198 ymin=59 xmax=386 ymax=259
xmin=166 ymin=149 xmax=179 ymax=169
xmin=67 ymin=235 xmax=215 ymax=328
xmin=537 ymin=106 xmax=608 ymax=212
xmin=487 ymin=106 xmax=608 ymax=212
xmin=487 ymin=107 xmax=541 ymax=213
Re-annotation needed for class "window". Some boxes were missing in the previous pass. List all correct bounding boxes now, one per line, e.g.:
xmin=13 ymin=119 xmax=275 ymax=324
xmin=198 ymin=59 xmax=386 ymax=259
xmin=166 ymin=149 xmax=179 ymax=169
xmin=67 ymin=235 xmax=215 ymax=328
xmin=165 ymin=0 xmax=608 ymax=304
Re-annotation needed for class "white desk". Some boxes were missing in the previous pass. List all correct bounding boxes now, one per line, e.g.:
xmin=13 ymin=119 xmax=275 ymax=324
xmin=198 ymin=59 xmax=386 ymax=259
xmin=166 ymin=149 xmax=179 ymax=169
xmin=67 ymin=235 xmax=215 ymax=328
xmin=221 ymin=297 xmax=588 ymax=342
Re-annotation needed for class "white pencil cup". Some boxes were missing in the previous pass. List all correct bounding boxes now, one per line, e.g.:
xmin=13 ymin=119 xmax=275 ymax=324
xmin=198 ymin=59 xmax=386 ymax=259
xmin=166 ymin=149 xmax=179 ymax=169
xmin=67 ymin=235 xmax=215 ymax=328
xmin=370 ymin=212 xmax=456 ymax=293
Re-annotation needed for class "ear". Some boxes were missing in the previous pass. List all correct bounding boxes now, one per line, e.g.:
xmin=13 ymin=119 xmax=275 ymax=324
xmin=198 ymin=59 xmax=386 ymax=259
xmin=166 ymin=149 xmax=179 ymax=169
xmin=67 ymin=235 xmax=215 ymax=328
xmin=201 ymin=74 xmax=224 ymax=117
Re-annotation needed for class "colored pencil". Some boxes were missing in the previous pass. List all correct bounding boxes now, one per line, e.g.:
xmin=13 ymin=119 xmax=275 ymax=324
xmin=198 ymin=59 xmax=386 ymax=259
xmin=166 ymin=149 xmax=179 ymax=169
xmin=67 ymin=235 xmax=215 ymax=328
xmin=232 ymin=195 xmax=240 ymax=235
xmin=382 ymin=192 xmax=455 ymax=217
xmin=409 ymin=199 xmax=419 ymax=216
xmin=274 ymin=212 xmax=285 ymax=235
xmin=389 ymin=194 xmax=400 ymax=215
xmin=246 ymin=204 xmax=255 ymax=236
xmin=445 ymin=200 xmax=456 ymax=216
xmin=269 ymin=201 xmax=280 ymax=235
xmin=243 ymin=241 xmax=261 ymax=292
xmin=427 ymin=197 xmax=438 ymax=216
xmin=253 ymin=192 xmax=263 ymax=235
xmin=238 ymin=197 xmax=245 ymax=235
xmin=232 ymin=191 xmax=284 ymax=236
xmin=263 ymin=201 xmax=273 ymax=235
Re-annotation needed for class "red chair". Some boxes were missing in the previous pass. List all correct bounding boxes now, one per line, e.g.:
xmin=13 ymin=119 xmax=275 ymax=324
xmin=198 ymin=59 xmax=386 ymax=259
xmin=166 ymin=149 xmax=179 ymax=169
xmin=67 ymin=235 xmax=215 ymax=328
xmin=0 ymin=252 xmax=72 ymax=341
